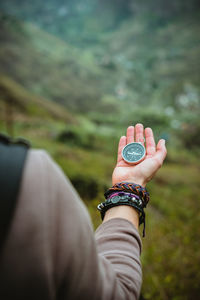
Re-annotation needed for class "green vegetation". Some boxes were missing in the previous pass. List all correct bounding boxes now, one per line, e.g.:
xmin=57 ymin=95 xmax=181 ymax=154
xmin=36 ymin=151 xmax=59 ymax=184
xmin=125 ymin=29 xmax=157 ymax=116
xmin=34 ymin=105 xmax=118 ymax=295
xmin=0 ymin=0 xmax=200 ymax=299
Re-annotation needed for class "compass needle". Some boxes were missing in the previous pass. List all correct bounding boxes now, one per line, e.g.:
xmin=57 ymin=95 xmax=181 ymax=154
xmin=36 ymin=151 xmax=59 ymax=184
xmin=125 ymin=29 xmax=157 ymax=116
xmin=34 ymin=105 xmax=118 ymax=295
xmin=122 ymin=142 xmax=146 ymax=164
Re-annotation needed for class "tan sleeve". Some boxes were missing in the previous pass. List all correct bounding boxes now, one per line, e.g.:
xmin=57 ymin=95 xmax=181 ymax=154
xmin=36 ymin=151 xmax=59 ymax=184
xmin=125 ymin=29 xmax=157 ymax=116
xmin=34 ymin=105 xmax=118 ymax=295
xmin=95 ymin=219 xmax=142 ymax=299
xmin=0 ymin=150 xmax=142 ymax=300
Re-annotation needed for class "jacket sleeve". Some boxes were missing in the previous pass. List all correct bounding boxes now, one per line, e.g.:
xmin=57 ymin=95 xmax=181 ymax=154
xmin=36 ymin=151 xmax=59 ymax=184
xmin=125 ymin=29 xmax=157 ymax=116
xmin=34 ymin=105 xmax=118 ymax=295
xmin=40 ymin=150 xmax=143 ymax=300
xmin=95 ymin=218 xmax=142 ymax=300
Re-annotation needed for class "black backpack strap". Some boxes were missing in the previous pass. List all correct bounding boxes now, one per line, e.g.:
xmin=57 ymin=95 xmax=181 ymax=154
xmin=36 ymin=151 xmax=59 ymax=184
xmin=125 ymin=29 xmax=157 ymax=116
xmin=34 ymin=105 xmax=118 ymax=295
xmin=0 ymin=134 xmax=30 ymax=250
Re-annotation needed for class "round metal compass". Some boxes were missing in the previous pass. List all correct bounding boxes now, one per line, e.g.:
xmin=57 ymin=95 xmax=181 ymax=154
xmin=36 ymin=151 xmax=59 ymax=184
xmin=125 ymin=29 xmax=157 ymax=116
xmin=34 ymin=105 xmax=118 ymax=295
xmin=122 ymin=142 xmax=146 ymax=164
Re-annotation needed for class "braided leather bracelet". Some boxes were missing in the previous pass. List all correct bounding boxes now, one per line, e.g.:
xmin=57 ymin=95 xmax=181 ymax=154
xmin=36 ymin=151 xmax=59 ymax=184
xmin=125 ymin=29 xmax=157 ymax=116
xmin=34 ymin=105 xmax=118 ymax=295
xmin=104 ymin=182 xmax=150 ymax=208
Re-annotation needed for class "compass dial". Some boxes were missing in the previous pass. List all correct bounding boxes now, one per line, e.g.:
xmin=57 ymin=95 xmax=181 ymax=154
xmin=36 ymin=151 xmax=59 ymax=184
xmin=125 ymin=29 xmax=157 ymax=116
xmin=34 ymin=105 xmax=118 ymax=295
xmin=122 ymin=142 xmax=145 ymax=164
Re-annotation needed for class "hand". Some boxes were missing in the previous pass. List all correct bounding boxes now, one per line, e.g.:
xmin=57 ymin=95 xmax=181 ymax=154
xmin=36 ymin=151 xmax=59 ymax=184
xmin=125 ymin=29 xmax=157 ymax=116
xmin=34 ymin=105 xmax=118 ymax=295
xmin=112 ymin=124 xmax=167 ymax=187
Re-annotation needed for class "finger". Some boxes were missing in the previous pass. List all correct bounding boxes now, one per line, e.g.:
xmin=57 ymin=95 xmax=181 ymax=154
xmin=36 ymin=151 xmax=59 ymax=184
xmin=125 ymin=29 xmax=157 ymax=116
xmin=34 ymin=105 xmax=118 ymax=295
xmin=145 ymin=127 xmax=156 ymax=156
xmin=135 ymin=123 xmax=145 ymax=145
xmin=126 ymin=126 xmax=134 ymax=144
xmin=117 ymin=135 xmax=127 ymax=163
xmin=153 ymin=139 xmax=167 ymax=167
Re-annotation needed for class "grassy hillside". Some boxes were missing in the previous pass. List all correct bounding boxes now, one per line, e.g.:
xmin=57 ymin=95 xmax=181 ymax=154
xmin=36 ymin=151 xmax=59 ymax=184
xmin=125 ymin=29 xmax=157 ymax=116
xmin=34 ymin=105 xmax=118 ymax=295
xmin=0 ymin=75 xmax=75 ymax=120
xmin=0 ymin=13 xmax=141 ymax=120
xmin=0 ymin=5 xmax=200 ymax=300
xmin=1 ymin=13 xmax=200 ymax=150
xmin=105 ymin=14 xmax=200 ymax=104
xmin=0 ymin=14 xmax=116 ymax=113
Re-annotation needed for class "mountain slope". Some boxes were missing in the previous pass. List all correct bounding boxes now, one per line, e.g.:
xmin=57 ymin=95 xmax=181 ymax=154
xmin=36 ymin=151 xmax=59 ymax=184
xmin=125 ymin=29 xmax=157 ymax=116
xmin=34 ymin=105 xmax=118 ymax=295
xmin=0 ymin=74 xmax=75 ymax=121
xmin=0 ymin=14 xmax=115 ymax=113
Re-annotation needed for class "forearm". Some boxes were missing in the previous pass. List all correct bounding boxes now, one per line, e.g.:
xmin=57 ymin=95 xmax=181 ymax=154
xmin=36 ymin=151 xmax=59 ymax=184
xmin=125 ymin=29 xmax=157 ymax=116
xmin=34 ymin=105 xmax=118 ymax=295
xmin=34 ymin=151 xmax=143 ymax=300
xmin=41 ymin=151 xmax=142 ymax=300
xmin=103 ymin=205 xmax=139 ymax=230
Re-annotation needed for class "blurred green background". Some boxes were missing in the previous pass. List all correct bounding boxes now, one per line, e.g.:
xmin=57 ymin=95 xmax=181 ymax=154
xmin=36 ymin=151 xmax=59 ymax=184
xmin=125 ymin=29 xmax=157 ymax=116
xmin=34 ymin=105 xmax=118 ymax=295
xmin=0 ymin=0 xmax=200 ymax=299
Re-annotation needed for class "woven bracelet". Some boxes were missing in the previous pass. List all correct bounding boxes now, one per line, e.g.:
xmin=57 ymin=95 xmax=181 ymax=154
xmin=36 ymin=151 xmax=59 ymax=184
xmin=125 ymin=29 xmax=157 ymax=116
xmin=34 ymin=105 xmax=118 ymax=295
xmin=104 ymin=182 xmax=150 ymax=208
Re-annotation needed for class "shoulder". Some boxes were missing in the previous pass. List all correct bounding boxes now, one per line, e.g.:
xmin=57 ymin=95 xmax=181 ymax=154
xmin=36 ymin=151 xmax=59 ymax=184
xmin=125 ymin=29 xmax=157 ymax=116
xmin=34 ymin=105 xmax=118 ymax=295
xmin=25 ymin=149 xmax=61 ymax=179
xmin=26 ymin=149 xmax=53 ymax=166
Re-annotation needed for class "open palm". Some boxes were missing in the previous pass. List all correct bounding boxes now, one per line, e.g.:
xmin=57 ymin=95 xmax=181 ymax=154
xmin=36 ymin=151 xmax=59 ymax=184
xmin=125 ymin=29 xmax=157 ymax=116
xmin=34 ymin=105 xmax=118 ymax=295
xmin=112 ymin=124 xmax=167 ymax=187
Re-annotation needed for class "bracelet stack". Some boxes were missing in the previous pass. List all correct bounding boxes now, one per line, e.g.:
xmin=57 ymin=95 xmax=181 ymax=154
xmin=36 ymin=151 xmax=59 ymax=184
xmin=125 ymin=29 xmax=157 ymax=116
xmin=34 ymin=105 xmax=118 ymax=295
xmin=97 ymin=182 xmax=150 ymax=237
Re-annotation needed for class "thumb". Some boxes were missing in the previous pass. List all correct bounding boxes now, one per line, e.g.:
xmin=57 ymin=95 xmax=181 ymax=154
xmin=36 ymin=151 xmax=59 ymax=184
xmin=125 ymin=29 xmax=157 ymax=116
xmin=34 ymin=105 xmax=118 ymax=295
xmin=154 ymin=139 xmax=167 ymax=167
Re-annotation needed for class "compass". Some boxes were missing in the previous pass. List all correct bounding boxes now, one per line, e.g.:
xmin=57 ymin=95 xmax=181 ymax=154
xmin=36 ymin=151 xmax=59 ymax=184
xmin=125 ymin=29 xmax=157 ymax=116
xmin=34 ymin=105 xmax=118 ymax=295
xmin=122 ymin=142 xmax=146 ymax=164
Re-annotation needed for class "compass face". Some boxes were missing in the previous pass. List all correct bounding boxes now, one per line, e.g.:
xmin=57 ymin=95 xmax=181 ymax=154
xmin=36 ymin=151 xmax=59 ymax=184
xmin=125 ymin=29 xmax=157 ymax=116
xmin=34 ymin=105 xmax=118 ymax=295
xmin=122 ymin=142 xmax=145 ymax=164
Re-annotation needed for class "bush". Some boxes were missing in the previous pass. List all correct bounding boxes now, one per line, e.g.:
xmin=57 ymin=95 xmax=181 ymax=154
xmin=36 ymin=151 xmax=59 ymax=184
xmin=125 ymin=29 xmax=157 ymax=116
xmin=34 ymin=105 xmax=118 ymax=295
xmin=70 ymin=174 xmax=99 ymax=200
xmin=57 ymin=127 xmax=97 ymax=149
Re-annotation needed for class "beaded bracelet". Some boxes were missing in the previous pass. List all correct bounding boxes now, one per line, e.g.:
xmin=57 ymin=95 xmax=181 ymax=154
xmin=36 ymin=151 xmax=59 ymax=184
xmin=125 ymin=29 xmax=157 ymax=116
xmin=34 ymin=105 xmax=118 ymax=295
xmin=108 ymin=191 xmax=141 ymax=202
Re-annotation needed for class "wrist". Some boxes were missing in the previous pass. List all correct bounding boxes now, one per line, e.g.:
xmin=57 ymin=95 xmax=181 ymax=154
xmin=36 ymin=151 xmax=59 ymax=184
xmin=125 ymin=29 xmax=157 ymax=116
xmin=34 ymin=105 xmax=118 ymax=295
xmin=127 ymin=179 xmax=146 ymax=187
xmin=103 ymin=205 xmax=139 ymax=229
xmin=112 ymin=179 xmax=146 ymax=187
